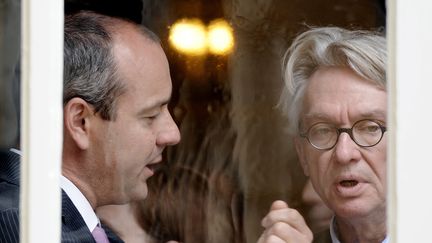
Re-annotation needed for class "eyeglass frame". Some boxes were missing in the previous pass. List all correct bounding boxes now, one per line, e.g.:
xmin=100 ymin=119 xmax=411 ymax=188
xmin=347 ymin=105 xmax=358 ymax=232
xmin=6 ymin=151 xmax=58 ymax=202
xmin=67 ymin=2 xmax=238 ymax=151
xmin=299 ymin=119 xmax=387 ymax=150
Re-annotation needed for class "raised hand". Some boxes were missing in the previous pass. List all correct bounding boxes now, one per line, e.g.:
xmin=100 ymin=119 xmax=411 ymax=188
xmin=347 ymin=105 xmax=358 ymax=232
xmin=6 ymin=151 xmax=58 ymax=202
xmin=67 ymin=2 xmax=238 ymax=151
xmin=257 ymin=200 xmax=313 ymax=243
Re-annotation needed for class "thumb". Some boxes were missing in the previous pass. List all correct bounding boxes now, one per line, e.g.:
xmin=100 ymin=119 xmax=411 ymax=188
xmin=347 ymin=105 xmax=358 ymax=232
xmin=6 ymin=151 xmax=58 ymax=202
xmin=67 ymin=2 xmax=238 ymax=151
xmin=270 ymin=200 xmax=289 ymax=211
xmin=261 ymin=200 xmax=289 ymax=227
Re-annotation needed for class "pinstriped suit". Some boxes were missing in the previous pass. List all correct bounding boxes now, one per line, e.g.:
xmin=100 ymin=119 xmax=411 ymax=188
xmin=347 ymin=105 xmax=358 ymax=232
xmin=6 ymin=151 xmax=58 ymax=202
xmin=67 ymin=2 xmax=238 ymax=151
xmin=0 ymin=150 xmax=20 ymax=243
xmin=0 ymin=150 xmax=124 ymax=243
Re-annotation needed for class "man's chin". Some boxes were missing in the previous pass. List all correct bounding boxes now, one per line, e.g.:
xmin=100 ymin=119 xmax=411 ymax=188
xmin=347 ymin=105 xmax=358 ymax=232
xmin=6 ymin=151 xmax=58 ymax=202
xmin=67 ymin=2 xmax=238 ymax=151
xmin=333 ymin=204 xmax=379 ymax=220
xmin=130 ymin=185 xmax=149 ymax=202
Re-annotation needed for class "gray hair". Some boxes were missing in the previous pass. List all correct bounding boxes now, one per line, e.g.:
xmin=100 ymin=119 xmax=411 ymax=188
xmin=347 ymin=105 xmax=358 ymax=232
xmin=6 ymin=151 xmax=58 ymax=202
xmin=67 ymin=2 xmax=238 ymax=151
xmin=63 ymin=11 xmax=160 ymax=120
xmin=279 ymin=27 xmax=387 ymax=134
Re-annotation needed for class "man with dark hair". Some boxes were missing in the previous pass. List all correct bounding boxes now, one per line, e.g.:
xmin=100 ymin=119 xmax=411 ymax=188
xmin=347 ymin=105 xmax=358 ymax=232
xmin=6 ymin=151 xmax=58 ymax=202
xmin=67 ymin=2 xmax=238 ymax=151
xmin=0 ymin=11 xmax=180 ymax=243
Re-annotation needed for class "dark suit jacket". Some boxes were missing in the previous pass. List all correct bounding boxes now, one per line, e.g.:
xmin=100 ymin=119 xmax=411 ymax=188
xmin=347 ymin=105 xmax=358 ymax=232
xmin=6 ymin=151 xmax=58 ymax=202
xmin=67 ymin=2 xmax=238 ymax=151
xmin=313 ymin=229 xmax=332 ymax=243
xmin=0 ymin=150 xmax=123 ymax=243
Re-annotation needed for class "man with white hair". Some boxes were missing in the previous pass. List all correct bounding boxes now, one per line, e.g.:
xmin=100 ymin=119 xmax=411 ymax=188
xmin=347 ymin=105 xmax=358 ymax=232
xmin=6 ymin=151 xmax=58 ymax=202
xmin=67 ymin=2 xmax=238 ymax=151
xmin=258 ymin=27 xmax=388 ymax=243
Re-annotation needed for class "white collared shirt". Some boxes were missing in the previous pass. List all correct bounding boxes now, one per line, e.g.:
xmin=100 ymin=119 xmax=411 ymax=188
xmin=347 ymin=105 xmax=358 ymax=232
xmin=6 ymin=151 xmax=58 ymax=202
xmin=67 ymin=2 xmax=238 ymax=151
xmin=329 ymin=217 xmax=389 ymax=243
xmin=60 ymin=175 xmax=99 ymax=232
xmin=9 ymin=148 xmax=21 ymax=155
xmin=9 ymin=149 xmax=100 ymax=232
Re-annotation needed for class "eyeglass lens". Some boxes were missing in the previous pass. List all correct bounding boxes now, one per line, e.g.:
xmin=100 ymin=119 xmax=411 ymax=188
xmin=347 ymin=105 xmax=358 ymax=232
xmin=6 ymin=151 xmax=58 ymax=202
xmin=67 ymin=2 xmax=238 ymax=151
xmin=305 ymin=120 xmax=385 ymax=150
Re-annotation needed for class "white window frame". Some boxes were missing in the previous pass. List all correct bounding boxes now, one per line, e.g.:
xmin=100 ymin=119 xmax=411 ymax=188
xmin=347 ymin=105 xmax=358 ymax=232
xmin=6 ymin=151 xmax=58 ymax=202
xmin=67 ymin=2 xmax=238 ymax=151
xmin=20 ymin=0 xmax=63 ymax=242
xmin=387 ymin=0 xmax=432 ymax=242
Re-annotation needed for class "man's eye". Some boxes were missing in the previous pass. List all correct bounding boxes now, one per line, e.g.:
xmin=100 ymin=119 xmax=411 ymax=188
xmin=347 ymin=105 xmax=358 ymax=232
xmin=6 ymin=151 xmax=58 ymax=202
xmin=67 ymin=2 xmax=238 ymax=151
xmin=359 ymin=125 xmax=380 ymax=133
xmin=146 ymin=114 xmax=158 ymax=120
xmin=141 ymin=113 xmax=159 ymax=121
xmin=310 ymin=125 xmax=333 ymax=137
xmin=317 ymin=127 xmax=331 ymax=134
xmin=356 ymin=121 xmax=381 ymax=134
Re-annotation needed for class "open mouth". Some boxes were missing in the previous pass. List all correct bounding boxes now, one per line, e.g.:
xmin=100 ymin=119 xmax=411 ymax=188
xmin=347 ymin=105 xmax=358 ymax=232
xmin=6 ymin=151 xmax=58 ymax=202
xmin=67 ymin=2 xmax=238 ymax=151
xmin=339 ymin=180 xmax=358 ymax=187
xmin=147 ymin=163 xmax=162 ymax=174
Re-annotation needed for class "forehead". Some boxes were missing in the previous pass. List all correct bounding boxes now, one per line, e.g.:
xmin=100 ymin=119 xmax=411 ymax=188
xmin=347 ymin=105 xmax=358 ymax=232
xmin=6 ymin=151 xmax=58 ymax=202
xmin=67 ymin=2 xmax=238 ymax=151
xmin=112 ymin=26 xmax=172 ymax=106
xmin=302 ymin=67 xmax=387 ymax=124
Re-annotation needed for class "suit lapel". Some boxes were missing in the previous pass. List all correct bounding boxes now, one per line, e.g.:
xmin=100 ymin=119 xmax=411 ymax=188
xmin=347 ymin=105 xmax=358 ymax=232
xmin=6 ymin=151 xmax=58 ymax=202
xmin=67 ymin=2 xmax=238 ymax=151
xmin=102 ymin=223 xmax=125 ymax=243
xmin=0 ymin=150 xmax=123 ymax=243
xmin=0 ymin=149 xmax=21 ymax=185
xmin=61 ymin=190 xmax=96 ymax=243
xmin=61 ymin=191 xmax=124 ymax=243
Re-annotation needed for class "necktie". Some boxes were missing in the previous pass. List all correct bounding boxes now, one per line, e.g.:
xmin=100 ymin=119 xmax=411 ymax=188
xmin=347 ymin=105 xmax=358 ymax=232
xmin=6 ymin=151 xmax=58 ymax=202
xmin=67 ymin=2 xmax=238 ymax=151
xmin=92 ymin=225 xmax=110 ymax=243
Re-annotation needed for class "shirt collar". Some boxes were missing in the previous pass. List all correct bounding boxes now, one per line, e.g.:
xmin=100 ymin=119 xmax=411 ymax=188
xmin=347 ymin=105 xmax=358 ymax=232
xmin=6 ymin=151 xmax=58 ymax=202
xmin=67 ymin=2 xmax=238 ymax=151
xmin=60 ymin=175 xmax=99 ymax=232
xmin=8 ymin=150 xmax=100 ymax=232
xmin=9 ymin=148 xmax=21 ymax=155
xmin=329 ymin=217 xmax=341 ymax=243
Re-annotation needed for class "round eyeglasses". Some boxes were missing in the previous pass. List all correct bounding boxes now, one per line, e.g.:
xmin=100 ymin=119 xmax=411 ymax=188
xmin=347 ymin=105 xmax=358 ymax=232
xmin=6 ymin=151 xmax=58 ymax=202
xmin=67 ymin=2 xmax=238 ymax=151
xmin=300 ymin=119 xmax=387 ymax=150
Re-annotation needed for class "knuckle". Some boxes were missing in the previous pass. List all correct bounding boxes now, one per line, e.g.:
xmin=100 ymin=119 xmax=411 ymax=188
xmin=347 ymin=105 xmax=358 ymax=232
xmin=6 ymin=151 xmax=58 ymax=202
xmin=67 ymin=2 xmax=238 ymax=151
xmin=266 ymin=235 xmax=281 ymax=243
xmin=271 ymin=222 xmax=288 ymax=234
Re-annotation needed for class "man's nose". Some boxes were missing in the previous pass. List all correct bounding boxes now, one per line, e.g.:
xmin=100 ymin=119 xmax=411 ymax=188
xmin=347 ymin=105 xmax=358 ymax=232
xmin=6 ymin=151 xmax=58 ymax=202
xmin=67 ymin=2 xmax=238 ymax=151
xmin=157 ymin=113 xmax=181 ymax=146
xmin=333 ymin=132 xmax=361 ymax=164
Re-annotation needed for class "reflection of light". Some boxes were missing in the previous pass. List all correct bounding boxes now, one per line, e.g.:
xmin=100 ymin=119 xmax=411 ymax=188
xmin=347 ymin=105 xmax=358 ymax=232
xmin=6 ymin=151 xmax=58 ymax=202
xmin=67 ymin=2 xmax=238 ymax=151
xmin=169 ymin=18 xmax=235 ymax=56
xmin=169 ymin=19 xmax=207 ymax=55
xmin=207 ymin=19 xmax=234 ymax=55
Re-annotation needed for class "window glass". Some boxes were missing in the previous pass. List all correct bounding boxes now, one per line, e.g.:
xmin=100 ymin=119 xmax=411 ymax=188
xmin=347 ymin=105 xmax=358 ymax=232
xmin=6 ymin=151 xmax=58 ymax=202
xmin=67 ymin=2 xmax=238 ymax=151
xmin=67 ymin=1 xmax=386 ymax=242
xmin=135 ymin=1 xmax=386 ymax=242
xmin=0 ymin=1 xmax=386 ymax=242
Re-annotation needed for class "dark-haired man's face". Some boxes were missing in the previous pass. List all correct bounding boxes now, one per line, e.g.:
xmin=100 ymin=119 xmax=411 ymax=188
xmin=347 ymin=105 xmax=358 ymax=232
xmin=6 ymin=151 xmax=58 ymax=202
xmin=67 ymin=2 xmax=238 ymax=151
xmin=89 ymin=26 xmax=180 ymax=205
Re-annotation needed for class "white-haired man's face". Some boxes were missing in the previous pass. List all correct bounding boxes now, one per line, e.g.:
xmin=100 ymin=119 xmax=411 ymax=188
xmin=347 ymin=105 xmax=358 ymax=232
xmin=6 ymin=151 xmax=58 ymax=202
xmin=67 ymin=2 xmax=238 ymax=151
xmin=295 ymin=67 xmax=387 ymax=221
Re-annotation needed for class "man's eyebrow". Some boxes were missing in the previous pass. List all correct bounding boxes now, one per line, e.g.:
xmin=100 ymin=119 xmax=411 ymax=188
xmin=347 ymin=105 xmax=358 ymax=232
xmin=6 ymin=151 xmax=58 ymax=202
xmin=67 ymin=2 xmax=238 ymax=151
xmin=302 ymin=112 xmax=332 ymax=122
xmin=137 ymin=96 xmax=171 ymax=115
xmin=360 ymin=109 xmax=387 ymax=119
xmin=302 ymin=109 xmax=387 ymax=122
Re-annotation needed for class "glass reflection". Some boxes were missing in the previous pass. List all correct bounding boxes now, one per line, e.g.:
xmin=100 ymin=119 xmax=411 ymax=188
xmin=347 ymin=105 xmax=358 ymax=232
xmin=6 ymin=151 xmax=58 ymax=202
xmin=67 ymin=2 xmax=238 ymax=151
xmin=0 ymin=0 xmax=387 ymax=242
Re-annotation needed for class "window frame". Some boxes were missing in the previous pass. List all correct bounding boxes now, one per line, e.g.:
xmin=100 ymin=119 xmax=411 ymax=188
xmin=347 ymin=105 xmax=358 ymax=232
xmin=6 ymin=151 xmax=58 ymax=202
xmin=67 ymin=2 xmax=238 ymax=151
xmin=20 ymin=0 xmax=63 ymax=242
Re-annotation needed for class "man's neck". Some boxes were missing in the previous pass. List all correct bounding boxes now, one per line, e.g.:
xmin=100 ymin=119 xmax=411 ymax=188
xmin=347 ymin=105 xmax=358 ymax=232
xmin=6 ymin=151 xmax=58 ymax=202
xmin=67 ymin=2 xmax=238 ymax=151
xmin=335 ymin=215 xmax=387 ymax=243
xmin=60 ymin=175 xmax=99 ymax=232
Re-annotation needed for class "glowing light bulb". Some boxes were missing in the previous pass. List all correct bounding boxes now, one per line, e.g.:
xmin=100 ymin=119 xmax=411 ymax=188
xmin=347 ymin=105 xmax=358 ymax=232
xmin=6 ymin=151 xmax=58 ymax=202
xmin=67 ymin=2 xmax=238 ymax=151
xmin=169 ymin=19 xmax=207 ymax=56
xmin=207 ymin=19 xmax=234 ymax=55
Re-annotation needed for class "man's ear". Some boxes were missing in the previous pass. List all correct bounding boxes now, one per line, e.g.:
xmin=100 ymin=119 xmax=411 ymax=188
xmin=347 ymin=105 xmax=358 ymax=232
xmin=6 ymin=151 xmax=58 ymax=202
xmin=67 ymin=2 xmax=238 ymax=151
xmin=64 ymin=97 xmax=94 ymax=150
xmin=295 ymin=137 xmax=310 ymax=176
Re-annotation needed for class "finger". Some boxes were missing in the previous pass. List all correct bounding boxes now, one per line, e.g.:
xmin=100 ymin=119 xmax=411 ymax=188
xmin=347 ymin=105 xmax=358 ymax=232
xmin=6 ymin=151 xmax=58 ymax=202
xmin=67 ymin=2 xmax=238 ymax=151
xmin=262 ymin=206 xmax=304 ymax=228
xmin=262 ymin=207 xmax=312 ymax=238
xmin=265 ymin=221 xmax=313 ymax=243
xmin=258 ymin=232 xmax=287 ymax=243
xmin=260 ymin=200 xmax=313 ymax=242
xmin=270 ymin=200 xmax=289 ymax=211
xmin=257 ymin=232 xmax=266 ymax=243
xmin=262 ymin=200 xmax=289 ymax=227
